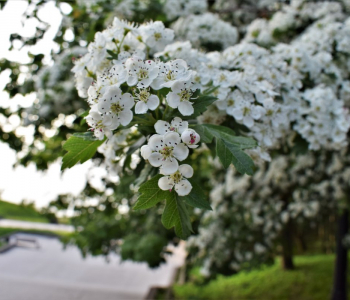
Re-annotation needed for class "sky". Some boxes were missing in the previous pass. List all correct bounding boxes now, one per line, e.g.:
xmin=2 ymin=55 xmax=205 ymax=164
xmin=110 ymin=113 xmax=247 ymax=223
xmin=0 ymin=1 xmax=91 ymax=208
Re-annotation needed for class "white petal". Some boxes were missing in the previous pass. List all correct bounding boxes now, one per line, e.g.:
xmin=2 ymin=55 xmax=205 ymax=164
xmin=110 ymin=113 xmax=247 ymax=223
xmin=158 ymin=176 xmax=175 ymax=191
xmin=173 ymin=143 xmax=189 ymax=161
xmin=120 ymin=93 xmax=135 ymax=109
xmin=154 ymin=120 xmax=169 ymax=135
xmin=103 ymin=114 xmax=113 ymax=126
xmin=175 ymin=179 xmax=192 ymax=196
xmin=148 ymin=152 xmax=163 ymax=167
xmin=148 ymin=134 xmax=164 ymax=150
xmin=160 ymin=158 xmax=179 ymax=175
xmin=178 ymin=101 xmax=194 ymax=116
xmin=150 ymin=77 xmax=165 ymax=90
xmin=135 ymin=101 xmax=148 ymax=114
xmin=109 ymin=115 xmax=120 ymax=130
xmin=179 ymin=164 xmax=193 ymax=178
xmin=232 ymin=108 xmax=243 ymax=120
xmin=243 ymin=116 xmax=254 ymax=128
xmin=140 ymin=145 xmax=152 ymax=160
xmin=164 ymin=131 xmax=181 ymax=146
xmin=171 ymin=81 xmax=185 ymax=93
xmin=127 ymin=75 xmax=138 ymax=86
xmin=118 ymin=109 xmax=133 ymax=126
xmin=147 ymin=95 xmax=159 ymax=110
xmin=137 ymin=77 xmax=153 ymax=88
xmin=167 ymin=92 xmax=180 ymax=108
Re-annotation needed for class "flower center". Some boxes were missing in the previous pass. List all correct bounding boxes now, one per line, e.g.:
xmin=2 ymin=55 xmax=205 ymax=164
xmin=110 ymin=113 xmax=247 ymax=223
xmin=159 ymin=146 xmax=174 ymax=159
xmin=266 ymin=109 xmax=274 ymax=116
xmin=95 ymin=120 xmax=104 ymax=132
xmin=170 ymin=171 xmax=182 ymax=184
xmin=138 ymin=69 xmax=149 ymax=80
xmin=137 ymin=89 xmax=150 ymax=102
xmin=178 ymin=89 xmax=192 ymax=102
xmin=165 ymin=70 xmax=175 ymax=81
xmin=219 ymin=74 xmax=227 ymax=82
xmin=154 ymin=32 xmax=162 ymax=41
xmin=227 ymin=99 xmax=235 ymax=106
xmin=111 ymin=103 xmax=123 ymax=114
xmin=243 ymin=107 xmax=251 ymax=116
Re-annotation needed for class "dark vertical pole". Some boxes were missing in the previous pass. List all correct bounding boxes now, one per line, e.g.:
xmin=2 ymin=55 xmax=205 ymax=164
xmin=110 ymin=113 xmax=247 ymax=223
xmin=281 ymin=219 xmax=295 ymax=270
xmin=331 ymin=209 xmax=348 ymax=300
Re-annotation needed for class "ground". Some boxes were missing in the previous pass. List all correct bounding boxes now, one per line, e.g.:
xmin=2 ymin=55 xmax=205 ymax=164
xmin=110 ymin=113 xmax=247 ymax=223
xmin=173 ymin=255 xmax=349 ymax=300
xmin=0 ymin=200 xmax=49 ymax=223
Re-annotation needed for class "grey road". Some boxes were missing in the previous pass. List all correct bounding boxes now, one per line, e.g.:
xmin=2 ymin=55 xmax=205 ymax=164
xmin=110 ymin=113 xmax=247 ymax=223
xmin=0 ymin=233 xmax=186 ymax=300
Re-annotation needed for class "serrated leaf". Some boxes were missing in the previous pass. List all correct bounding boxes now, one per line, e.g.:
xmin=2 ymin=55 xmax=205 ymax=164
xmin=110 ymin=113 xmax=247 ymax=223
xmin=223 ymin=141 xmax=255 ymax=175
xmin=133 ymin=174 xmax=169 ymax=210
xmin=191 ymin=95 xmax=217 ymax=118
xmin=61 ymin=134 xmax=105 ymax=170
xmin=191 ymin=124 xmax=257 ymax=149
xmin=227 ymin=136 xmax=257 ymax=149
xmin=161 ymin=192 xmax=192 ymax=239
xmin=216 ymin=138 xmax=233 ymax=169
xmin=191 ymin=124 xmax=236 ymax=143
xmin=73 ymin=132 xmax=98 ymax=141
xmin=181 ymin=179 xmax=212 ymax=210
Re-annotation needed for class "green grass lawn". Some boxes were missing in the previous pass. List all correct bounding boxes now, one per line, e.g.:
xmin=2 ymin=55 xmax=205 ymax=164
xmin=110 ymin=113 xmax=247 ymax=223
xmin=0 ymin=227 xmax=72 ymax=239
xmin=0 ymin=200 xmax=49 ymax=223
xmin=174 ymin=255 xmax=348 ymax=300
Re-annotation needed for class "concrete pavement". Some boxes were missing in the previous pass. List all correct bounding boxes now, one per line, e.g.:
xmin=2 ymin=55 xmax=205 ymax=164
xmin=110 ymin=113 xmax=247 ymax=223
xmin=0 ymin=233 xmax=186 ymax=300
xmin=0 ymin=219 xmax=74 ymax=232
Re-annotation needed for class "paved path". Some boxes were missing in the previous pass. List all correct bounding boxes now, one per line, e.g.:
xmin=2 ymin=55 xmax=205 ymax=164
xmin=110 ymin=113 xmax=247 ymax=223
xmin=0 ymin=219 xmax=74 ymax=232
xmin=0 ymin=233 xmax=186 ymax=300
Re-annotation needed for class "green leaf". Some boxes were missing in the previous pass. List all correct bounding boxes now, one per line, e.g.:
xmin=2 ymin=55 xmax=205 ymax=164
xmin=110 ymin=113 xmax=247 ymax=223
xmin=191 ymin=124 xmax=257 ymax=149
xmin=161 ymin=192 xmax=193 ymax=239
xmin=181 ymin=179 xmax=212 ymax=210
xmin=79 ymin=110 xmax=89 ymax=126
xmin=216 ymin=138 xmax=233 ymax=169
xmin=73 ymin=132 xmax=98 ymax=141
xmin=133 ymin=174 xmax=169 ymax=210
xmin=223 ymin=141 xmax=255 ymax=175
xmin=61 ymin=134 xmax=105 ymax=170
xmin=191 ymin=95 xmax=217 ymax=118
xmin=191 ymin=124 xmax=236 ymax=143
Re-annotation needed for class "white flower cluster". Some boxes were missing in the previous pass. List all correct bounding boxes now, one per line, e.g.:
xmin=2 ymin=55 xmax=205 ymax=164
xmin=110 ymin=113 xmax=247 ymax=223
xmin=70 ymin=18 xmax=207 ymax=196
xmin=172 ymin=13 xmax=238 ymax=50
xmin=163 ymin=0 xmax=208 ymax=21
xmin=141 ymin=117 xmax=200 ymax=196
xmin=295 ymin=85 xmax=350 ymax=150
xmin=72 ymin=18 xmax=175 ymax=98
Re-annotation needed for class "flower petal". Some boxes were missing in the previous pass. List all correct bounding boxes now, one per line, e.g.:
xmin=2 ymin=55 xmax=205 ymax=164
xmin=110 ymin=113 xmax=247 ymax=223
xmin=148 ymin=134 xmax=164 ymax=150
xmin=160 ymin=158 xmax=179 ymax=175
xmin=154 ymin=120 xmax=170 ymax=135
xmin=158 ymin=176 xmax=175 ymax=191
xmin=148 ymin=152 xmax=163 ymax=167
xmin=118 ymin=109 xmax=133 ymax=126
xmin=178 ymin=101 xmax=194 ymax=116
xmin=167 ymin=92 xmax=180 ymax=108
xmin=135 ymin=101 xmax=148 ymax=114
xmin=140 ymin=145 xmax=152 ymax=160
xmin=164 ymin=131 xmax=181 ymax=146
xmin=175 ymin=179 xmax=192 ymax=196
xmin=127 ymin=75 xmax=138 ymax=86
xmin=173 ymin=143 xmax=189 ymax=161
xmin=147 ymin=95 xmax=159 ymax=110
xmin=120 ymin=93 xmax=135 ymax=109
xmin=179 ymin=164 xmax=193 ymax=178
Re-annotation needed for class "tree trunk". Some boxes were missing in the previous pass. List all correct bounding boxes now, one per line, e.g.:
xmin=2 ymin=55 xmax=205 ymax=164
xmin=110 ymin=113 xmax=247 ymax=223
xmin=331 ymin=209 xmax=348 ymax=300
xmin=281 ymin=220 xmax=295 ymax=270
